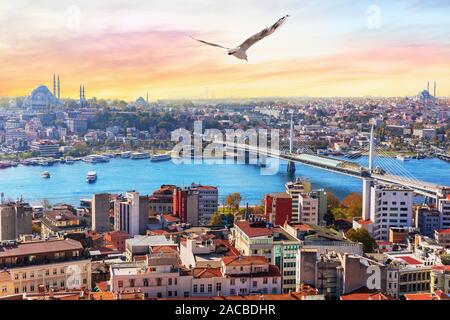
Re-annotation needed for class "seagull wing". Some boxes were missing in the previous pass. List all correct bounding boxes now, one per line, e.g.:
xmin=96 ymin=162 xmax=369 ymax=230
xmin=238 ymin=15 xmax=289 ymax=51
xmin=190 ymin=36 xmax=230 ymax=49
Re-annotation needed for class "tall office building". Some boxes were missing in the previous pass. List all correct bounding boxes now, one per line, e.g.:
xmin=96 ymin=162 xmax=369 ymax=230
xmin=285 ymin=179 xmax=311 ymax=221
xmin=114 ymin=191 xmax=149 ymax=236
xmin=369 ymin=184 xmax=413 ymax=240
xmin=0 ymin=201 xmax=33 ymax=241
xmin=92 ymin=193 xmax=111 ymax=232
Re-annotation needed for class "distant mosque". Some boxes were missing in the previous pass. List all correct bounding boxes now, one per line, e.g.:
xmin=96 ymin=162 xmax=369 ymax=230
xmin=134 ymin=92 xmax=150 ymax=107
xmin=418 ymin=81 xmax=437 ymax=102
xmin=22 ymin=74 xmax=63 ymax=111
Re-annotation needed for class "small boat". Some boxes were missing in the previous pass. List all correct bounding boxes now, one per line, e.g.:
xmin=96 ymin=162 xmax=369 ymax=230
xmin=86 ymin=171 xmax=97 ymax=183
xmin=120 ymin=151 xmax=132 ymax=158
xmin=151 ymin=153 xmax=172 ymax=162
xmin=41 ymin=171 xmax=50 ymax=179
xmin=396 ymin=155 xmax=410 ymax=161
xmin=65 ymin=156 xmax=75 ymax=164
xmin=130 ymin=152 xmax=150 ymax=160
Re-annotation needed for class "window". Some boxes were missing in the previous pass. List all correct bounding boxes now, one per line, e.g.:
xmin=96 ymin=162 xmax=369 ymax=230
xmin=230 ymin=279 xmax=235 ymax=286
xmin=208 ymin=284 xmax=212 ymax=293
xmin=272 ymin=278 xmax=277 ymax=284
xmin=118 ymin=281 xmax=123 ymax=288
xmin=168 ymin=278 xmax=172 ymax=286
xmin=143 ymin=278 xmax=149 ymax=287
xmin=200 ymin=284 xmax=205 ymax=293
xmin=129 ymin=279 xmax=135 ymax=287
xmin=216 ymin=283 xmax=222 ymax=292
xmin=184 ymin=291 xmax=190 ymax=297
xmin=193 ymin=284 xmax=198 ymax=293
xmin=157 ymin=292 xmax=162 ymax=298
xmin=263 ymin=278 xmax=268 ymax=284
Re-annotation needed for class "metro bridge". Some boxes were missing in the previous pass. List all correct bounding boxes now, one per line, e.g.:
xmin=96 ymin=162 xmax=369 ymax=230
xmin=221 ymin=120 xmax=450 ymax=201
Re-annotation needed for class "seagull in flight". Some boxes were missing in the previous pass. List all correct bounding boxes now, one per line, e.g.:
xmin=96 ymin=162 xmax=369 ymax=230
xmin=191 ymin=15 xmax=290 ymax=61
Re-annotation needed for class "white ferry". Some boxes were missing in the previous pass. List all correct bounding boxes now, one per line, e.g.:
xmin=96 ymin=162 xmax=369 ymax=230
xmin=130 ymin=152 xmax=150 ymax=160
xmin=86 ymin=171 xmax=97 ymax=183
xmin=151 ymin=153 xmax=172 ymax=162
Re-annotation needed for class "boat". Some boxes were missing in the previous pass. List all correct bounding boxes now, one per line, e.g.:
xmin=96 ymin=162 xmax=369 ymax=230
xmin=130 ymin=152 xmax=150 ymax=160
xmin=120 ymin=151 xmax=132 ymax=158
xmin=396 ymin=155 xmax=410 ymax=161
xmin=83 ymin=155 xmax=110 ymax=163
xmin=41 ymin=171 xmax=50 ymax=179
xmin=86 ymin=171 xmax=97 ymax=183
xmin=65 ymin=156 xmax=75 ymax=164
xmin=151 ymin=153 xmax=172 ymax=162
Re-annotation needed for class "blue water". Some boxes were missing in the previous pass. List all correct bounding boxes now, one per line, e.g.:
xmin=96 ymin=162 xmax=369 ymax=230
xmin=0 ymin=158 xmax=449 ymax=206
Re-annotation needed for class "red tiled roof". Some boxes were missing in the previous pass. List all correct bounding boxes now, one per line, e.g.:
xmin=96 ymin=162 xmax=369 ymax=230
xmin=356 ymin=219 xmax=373 ymax=225
xmin=436 ymin=229 xmax=450 ymax=235
xmin=234 ymin=221 xmax=274 ymax=238
xmin=161 ymin=214 xmax=179 ymax=222
xmin=397 ymin=256 xmax=422 ymax=265
xmin=0 ymin=239 xmax=83 ymax=258
xmin=289 ymin=223 xmax=313 ymax=232
xmin=404 ymin=293 xmax=438 ymax=300
xmin=213 ymin=239 xmax=240 ymax=257
xmin=193 ymin=268 xmax=223 ymax=279
xmin=150 ymin=245 xmax=178 ymax=253
xmin=340 ymin=287 xmax=394 ymax=301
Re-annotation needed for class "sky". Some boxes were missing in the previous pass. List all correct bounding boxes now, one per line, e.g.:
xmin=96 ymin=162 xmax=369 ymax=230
xmin=0 ymin=0 xmax=449 ymax=100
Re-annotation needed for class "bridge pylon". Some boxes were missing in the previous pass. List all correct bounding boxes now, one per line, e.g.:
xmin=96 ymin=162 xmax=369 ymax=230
xmin=287 ymin=161 xmax=296 ymax=175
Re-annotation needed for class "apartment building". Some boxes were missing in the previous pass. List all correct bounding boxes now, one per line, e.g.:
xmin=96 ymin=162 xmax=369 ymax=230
xmin=109 ymin=253 xmax=281 ymax=299
xmin=369 ymin=184 xmax=414 ymax=240
xmin=434 ymin=229 xmax=450 ymax=249
xmin=173 ymin=184 xmax=218 ymax=226
xmin=298 ymin=193 xmax=319 ymax=225
xmin=264 ymin=192 xmax=292 ymax=226
xmin=40 ymin=210 xmax=83 ymax=238
xmin=285 ymin=179 xmax=311 ymax=222
xmin=91 ymin=193 xmax=111 ymax=233
xmin=415 ymin=206 xmax=441 ymax=237
xmin=0 ymin=238 xmax=91 ymax=297
xmin=0 ymin=201 xmax=32 ymax=241
xmin=148 ymin=185 xmax=176 ymax=216
xmin=231 ymin=220 xmax=301 ymax=293
xmin=114 ymin=191 xmax=149 ymax=236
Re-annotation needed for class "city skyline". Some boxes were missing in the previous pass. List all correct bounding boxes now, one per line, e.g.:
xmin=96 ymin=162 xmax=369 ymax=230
xmin=1 ymin=0 xmax=450 ymax=100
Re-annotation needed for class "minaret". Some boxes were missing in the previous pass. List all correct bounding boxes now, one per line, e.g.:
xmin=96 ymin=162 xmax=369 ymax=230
xmin=146 ymin=92 xmax=149 ymax=104
xmin=83 ymin=85 xmax=86 ymax=100
xmin=57 ymin=75 xmax=60 ymax=99
xmin=80 ymin=85 xmax=83 ymax=106
xmin=427 ymin=81 xmax=430 ymax=93
xmin=434 ymin=81 xmax=437 ymax=97
xmin=53 ymin=74 xmax=56 ymax=96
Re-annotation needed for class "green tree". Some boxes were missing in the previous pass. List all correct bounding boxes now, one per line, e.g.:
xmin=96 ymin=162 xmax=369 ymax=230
xmin=441 ymin=254 xmax=450 ymax=266
xmin=326 ymin=191 xmax=340 ymax=211
xmin=345 ymin=228 xmax=376 ymax=253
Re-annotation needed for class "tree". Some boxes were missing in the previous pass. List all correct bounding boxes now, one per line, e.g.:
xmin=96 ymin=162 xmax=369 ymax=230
xmin=441 ymin=254 xmax=450 ymax=266
xmin=209 ymin=213 xmax=224 ymax=226
xmin=42 ymin=199 xmax=51 ymax=209
xmin=345 ymin=228 xmax=376 ymax=253
xmin=226 ymin=193 xmax=242 ymax=212
xmin=341 ymin=193 xmax=363 ymax=218
xmin=326 ymin=191 xmax=340 ymax=211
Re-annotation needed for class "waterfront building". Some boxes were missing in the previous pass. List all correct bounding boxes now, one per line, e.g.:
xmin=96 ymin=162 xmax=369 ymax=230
xmin=124 ymin=235 xmax=176 ymax=261
xmin=369 ymin=184 xmax=414 ymax=241
xmin=0 ymin=201 xmax=32 ymax=241
xmin=0 ymin=238 xmax=91 ymax=297
xmin=264 ymin=192 xmax=292 ymax=226
xmin=114 ymin=191 xmax=149 ymax=236
xmin=91 ymin=193 xmax=111 ymax=233
xmin=30 ymin=140 xmax=60 ymax=157
xmin=230 ymin=220 xmax=300 ymax=293
xmin=415 ymin=206 xmax=441 ymax=237
xmin=173 ymin=184 xmax=218 ymax=226
xmin=285 ymin=179 xmax=311 ymax=221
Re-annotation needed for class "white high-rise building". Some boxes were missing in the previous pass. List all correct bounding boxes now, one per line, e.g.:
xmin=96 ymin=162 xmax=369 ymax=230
xmin=114 ymin=191 xmax=148 ymax=236
xmin=369 ymin=184 xmax=414 ymax=240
